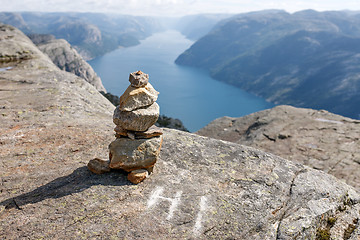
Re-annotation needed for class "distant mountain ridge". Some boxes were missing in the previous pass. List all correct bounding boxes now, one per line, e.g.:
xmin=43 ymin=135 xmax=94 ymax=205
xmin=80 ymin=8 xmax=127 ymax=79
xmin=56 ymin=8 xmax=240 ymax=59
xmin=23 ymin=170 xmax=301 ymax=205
xmin=174 ymin=14 xmax=233 ymax=40
xmin=0 ymin=12 xmax=163 ymax=60
xmin=176 ymin=10 xmax=360 ymax=119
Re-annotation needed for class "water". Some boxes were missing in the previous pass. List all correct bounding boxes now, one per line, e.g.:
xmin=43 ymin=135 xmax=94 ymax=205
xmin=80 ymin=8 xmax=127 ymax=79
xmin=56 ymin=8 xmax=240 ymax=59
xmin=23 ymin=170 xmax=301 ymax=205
xmin=88 ymin=30 xmax=273 ymax=132
xmin=0 ymin=66 xmax=13 ymax=72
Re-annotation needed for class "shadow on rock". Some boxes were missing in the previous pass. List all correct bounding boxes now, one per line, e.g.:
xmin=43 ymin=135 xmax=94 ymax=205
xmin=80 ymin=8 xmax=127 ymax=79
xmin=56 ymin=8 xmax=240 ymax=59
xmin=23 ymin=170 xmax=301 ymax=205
xmin=1 ymin=166 xmax=130 ymax=209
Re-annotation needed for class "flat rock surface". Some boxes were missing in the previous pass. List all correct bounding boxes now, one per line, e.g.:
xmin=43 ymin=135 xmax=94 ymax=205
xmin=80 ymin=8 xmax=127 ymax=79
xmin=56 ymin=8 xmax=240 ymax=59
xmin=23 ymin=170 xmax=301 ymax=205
xmin=197 ymin=105 xmax=360 ymax=191
xmin=2 ymin=127 xmax=360 ymax=239
xmin=1 ymin=24 xmax=360 ymax=239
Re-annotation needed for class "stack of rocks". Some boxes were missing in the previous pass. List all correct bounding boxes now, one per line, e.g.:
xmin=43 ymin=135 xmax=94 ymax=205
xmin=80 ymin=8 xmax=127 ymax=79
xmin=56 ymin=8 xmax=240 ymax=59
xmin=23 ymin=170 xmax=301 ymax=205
xmin=88 ymin=71 xmax=163 ymax=184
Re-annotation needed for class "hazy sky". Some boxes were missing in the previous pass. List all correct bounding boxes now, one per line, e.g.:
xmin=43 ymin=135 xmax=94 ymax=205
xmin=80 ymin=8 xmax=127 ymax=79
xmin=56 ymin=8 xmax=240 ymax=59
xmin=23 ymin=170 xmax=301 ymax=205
xmin=1 ymin=0 xmax=359 ymax=16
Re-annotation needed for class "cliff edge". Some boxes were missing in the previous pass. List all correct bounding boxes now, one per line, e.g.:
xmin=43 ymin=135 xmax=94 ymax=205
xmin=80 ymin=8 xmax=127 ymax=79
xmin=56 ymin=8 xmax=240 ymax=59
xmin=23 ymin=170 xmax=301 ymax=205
xmin=1 ymin=24 xmax=360 ymax=239
xmin=34 ymin=36 xmax=106 ymax=92
xmin=197 ymin=105 xmax=360 ymax=192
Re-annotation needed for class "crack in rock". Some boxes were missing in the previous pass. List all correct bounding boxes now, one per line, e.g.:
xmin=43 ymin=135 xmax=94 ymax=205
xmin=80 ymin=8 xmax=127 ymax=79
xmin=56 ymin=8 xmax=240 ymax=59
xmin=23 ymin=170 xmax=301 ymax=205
xmin=276 ymin=168 xmax=307 ymax=239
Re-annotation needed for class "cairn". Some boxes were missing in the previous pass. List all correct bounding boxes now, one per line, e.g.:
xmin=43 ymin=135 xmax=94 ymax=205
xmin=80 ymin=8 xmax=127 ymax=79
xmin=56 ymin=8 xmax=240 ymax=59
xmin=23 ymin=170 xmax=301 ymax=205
xmin=88 ymin=71 xmax=163 ymax=184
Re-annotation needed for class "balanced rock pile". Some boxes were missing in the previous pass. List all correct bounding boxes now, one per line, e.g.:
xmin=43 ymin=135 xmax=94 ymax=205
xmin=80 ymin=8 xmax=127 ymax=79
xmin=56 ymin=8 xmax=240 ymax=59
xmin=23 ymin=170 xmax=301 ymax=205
xmin=88 ymin=71 xmax=163 ymax=184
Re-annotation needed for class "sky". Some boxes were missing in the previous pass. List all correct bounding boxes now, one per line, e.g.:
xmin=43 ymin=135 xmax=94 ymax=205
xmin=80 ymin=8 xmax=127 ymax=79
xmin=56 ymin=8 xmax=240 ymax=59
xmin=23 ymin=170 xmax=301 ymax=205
xmin=1 ymin=0 xmax=359 ymax=16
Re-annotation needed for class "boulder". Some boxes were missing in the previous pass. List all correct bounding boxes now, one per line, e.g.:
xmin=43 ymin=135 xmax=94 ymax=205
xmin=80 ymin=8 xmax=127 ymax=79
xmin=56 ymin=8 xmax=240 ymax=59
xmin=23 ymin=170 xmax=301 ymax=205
xmin=129 ymin=70 xmax=149 ymax=88
xmin=119 ymin=82 xmax=159 ymax=111
xmin=113 ymin=102 xmax=160 ymax=131
xmin=109 ymin=136 xmax=163 ymax=171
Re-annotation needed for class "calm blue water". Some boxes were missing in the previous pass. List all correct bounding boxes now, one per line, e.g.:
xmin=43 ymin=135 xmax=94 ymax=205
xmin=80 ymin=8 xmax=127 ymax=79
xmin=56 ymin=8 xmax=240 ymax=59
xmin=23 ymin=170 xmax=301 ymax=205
xmin=88 ymin=30 xmax=273 ymax=132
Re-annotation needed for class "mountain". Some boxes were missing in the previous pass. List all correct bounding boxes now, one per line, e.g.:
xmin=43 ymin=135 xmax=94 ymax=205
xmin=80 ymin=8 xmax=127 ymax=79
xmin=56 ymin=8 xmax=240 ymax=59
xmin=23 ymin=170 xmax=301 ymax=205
xmin=176 ymin=10 xmax=360 ymax=120
xmin=197 ymin=105 xmax=360 ymax=191
xmin=1 ymin=23 xmax=360 ymax=239
xmin=0 ymin=12 xmax=164 ymax=60
xmin=32 ymin=35 xmax=106 ymax=92
xmin=0 ymin=12 xmax=30 ymax=32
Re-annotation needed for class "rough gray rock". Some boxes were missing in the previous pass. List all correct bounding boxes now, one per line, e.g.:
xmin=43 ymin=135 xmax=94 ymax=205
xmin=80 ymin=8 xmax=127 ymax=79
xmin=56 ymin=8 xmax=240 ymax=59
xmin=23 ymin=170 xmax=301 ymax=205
xmin=109 ymin=136 xmax=163 ymax=171
xmin=113 ymin=103 xmax=160 ymax=131
xmin=197 ymin=105 xmax=360 ymax=192
xmin=2 ymin=126 xmax=360 ymax=239
xmin=1 ymin=24 xmax=360 ymax=240
xmin=119 ymin=82 xmax=159 ymax=111
xmin=129 ymin=70 xmax=149 ymax=88
xmin=37 ymin=38 xmax=106 ymax=92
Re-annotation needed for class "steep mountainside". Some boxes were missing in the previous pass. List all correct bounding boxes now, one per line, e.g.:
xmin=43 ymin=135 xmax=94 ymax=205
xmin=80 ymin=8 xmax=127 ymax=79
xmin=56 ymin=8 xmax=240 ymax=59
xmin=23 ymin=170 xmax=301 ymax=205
xmin=0 ymin=12 xmax=163 ymax=60
xmin=34 ymin=36 xmax=106 ymax=92
xmin=197 ymin=105 xmax=360 ymax=191
xmin=176 ymin=10 xmax=360 ymax=119
xmin=1 ymin=24 xmax=360 ymax=239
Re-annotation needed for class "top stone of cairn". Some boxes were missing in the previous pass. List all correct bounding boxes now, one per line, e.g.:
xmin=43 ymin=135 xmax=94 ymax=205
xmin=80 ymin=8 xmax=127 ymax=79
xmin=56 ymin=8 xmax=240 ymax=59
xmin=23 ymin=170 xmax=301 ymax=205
xmin=129 ymin=70 xmax=149 ymax=88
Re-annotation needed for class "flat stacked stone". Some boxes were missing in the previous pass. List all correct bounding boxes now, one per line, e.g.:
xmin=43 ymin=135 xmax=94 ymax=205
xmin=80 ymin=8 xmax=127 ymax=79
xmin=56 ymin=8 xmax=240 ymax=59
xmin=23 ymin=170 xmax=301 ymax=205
xmin=88 ymin=71 xmax=163 ymax=184
xmin=113 ymin=102 xmax=159 ymax=132
xmin=114 ymin=125 xmax=163 ymax=139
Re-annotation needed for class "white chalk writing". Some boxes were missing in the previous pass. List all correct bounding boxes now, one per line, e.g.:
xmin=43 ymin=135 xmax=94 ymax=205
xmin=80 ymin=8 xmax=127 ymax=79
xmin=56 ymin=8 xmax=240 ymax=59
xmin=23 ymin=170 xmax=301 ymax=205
xmin=147 ymin=186 xmax=182 ymax=220
xmin=193 ymin=196 xmax=207 ymax=236
xmin=147 ymin=186 xmax=209 ymax=236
